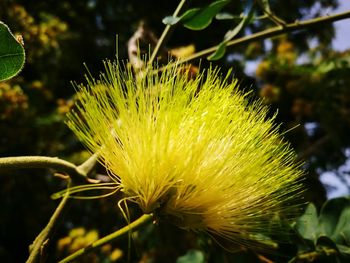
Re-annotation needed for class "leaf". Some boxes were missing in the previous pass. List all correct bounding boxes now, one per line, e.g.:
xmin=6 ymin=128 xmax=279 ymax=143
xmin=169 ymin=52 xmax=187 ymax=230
xmin=243 ymin=0 xmax=255 ymax=15
xmin=162 ymin=16 xmax=181 ymax=26
xmin=224 ymin=16 xmax=246 ymax=41
xmin=295 ymin=203 xmax=318 ymax=242
xmin=162 ymin=8 xmax=200 ymax=26
xmin=336 ymin=244 xmax=350 ymax=256
xmin=224 ymin=5 xmax=254 ymax=41
xmin=318 ymin=198 xmax=350 ymax=238
xmin=331 ymin=198 xmax=350 ymax=244
xmin=183 ymin=0 xmax=231 ymax=30
xmin=207 ymin=42 xmax=227 ymax=61
xmin=181 ymin=8 xmax=201 ymax=22
xmin=176 ymin=249 xmax=205 ymax=263
xmin=215 ymin=12 xmax=241 ymax=20
xmin=0 ymin=21 xmax=25 ymax=81
xmin=207 ymin=4 xmax=254 ymax=61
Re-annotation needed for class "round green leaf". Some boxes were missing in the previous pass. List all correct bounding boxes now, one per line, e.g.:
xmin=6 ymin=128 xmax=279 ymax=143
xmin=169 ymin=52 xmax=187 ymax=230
xmin=0 ymin=21 xmax=25 ymax=81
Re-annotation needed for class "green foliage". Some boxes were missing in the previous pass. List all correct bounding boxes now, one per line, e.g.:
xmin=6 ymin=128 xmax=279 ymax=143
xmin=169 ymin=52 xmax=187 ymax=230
xmin=163 ymin=0 xmax=230 ymax=30
xmin=176 ymin=250 xmax=205 ymax=263
xmin=208 ymin=6 xmax=254 ymax=60
xmin=0 ymin=21 xmax=25 ymax=81
xmin=207 ymin=42 xmax=227 ymax=60
xmin=295 ymin=197 xmax=350 ymax=260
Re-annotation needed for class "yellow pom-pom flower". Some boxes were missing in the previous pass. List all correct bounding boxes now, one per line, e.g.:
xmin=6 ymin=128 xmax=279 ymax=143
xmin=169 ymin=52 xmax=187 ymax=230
xmin=67 ymin=61 xmax=303 ymax=249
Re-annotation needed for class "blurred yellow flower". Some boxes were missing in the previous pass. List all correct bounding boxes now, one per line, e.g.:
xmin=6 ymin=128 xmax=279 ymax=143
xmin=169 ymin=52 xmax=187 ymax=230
xmin=67 ymin=61 xmax=303 ymax=248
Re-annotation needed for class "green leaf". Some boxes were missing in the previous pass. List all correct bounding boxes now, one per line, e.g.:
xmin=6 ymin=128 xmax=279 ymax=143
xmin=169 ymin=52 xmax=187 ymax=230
xmin=318 ymin=198 xmax=350 ymax=238
xmin=223 ymin=17 xmax=246 ymax=41
xmin=180 ymin=8 xmax=201 ymax=22
xmin=0 ymin=21 xmax=25 ymax=81
xmin=224 ymin=5 xmax=254 ymax=41
xmin=336 ymin=244 xmax=350 ymax=256
xmin=207 ymin=4 xmax=254 ymax=61
xmin=183 ymin=0 xmax=231 ymax=30
xmin=207 ymin=42 xmax=227 ymax=61
xmin=296 ymin=203 xmax=318 ymax=242
xmin=162 ymin=16 xmax=181 ymax=26
xmin=176 ymin=249 xmax=205 ymax=263
xmin=215 ymin=12 xmax=241 ymax=20
xmin=162 ymin=8 xmax=200 ymax=26
xmin=331 ymin=199 xmax=350 ymax=244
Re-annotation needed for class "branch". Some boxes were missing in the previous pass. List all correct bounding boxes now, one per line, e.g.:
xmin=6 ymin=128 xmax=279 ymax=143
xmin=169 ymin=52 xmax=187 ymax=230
xmin=26 ymin=183 xmax=71 ymax=263
xmin=0 ymin=155 xmax=98 ymax=183
xmin=256 ymin=0 xmax=286 ymax=27
xmin=296 ymin=135 xmax=330 ymax=162
xmin=179 ymin=10 xmax=350 ymax=64
xmin=148 ymin=0 xmax=188 ymax=65
xmin=288 ymin=248 xmax=338 ymax=262
xmin=58 ymin=214 xmax=153 ymax=263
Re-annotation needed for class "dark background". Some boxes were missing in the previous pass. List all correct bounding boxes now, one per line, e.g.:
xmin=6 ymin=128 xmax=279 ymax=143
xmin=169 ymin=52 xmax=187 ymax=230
xmin=1 ymin=0 xmax=350 ymax=262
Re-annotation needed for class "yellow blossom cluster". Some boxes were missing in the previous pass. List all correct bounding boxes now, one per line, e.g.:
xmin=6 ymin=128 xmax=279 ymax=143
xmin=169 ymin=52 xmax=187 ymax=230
xmin=67 ymin=61 xmax=304 ymax=248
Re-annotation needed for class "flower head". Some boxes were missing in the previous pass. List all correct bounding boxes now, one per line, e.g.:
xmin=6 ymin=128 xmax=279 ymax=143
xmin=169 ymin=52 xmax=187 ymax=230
xmin=67 ymin=61 xmax=303 ymax=248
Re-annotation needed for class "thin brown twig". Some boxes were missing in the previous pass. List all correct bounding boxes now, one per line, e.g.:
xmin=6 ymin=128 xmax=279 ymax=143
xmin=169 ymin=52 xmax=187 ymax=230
xmin=296 ymin=135 xmax=330 ymax=162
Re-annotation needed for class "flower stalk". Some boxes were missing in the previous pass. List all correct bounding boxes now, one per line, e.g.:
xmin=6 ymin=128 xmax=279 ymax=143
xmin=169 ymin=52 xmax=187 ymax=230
xmin=59 ymin=214 xmax=153 ymax=263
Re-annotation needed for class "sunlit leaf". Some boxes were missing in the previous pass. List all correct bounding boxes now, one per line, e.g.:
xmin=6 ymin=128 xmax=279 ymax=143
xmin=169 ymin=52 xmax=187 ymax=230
xmin=0 ymin=21 xmax=25 ymax=81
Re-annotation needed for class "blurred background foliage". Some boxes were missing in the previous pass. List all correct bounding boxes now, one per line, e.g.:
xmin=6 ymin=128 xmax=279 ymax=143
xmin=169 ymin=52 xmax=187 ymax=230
xmin=1 ymin=0 xmax=350 ymax=262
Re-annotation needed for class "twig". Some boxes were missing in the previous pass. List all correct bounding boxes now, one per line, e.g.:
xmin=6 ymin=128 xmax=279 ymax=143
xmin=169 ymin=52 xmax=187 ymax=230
xmin=178 ymin=10 xmax=350 ymax=64
xmin=77 ymin=153 xmax=98 ymax=178
xmin=26 ymin=182 xmax=71 ymax=263
xmin=148 ymin=0 xmax=188 ymax=65
xmin=0 ymin=155 xmax=98 ymax=183
xmin=256 ymin=0 xmax=286 ymax=27
xmin=296 ymin=135 xmax=330 ymax=162
xmin=58 ymin=214 xmax=153 ymax=263
xmin=288 ymin=248 xmax=338 ymax=262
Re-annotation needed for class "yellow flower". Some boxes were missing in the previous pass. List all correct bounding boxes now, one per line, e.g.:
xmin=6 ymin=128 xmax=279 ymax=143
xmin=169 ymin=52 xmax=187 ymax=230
xmin=67 ymin=61 xmax=303 ymax=248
